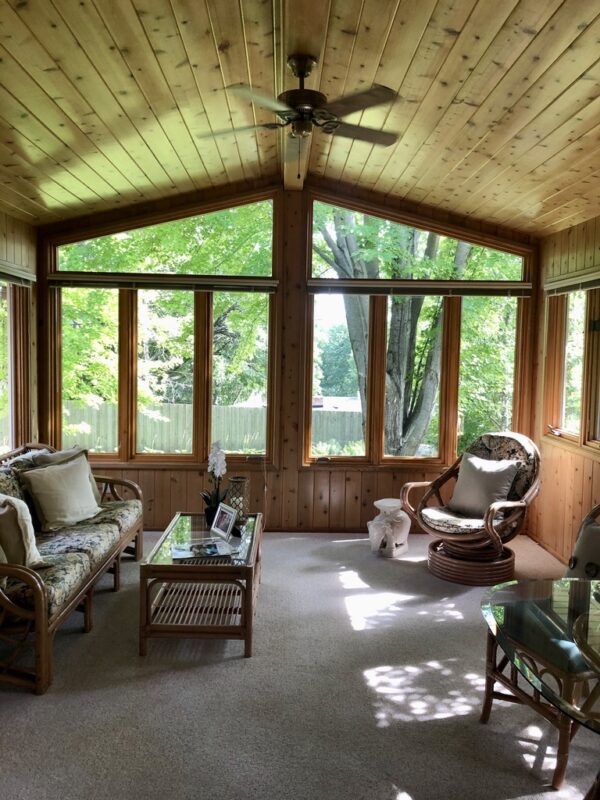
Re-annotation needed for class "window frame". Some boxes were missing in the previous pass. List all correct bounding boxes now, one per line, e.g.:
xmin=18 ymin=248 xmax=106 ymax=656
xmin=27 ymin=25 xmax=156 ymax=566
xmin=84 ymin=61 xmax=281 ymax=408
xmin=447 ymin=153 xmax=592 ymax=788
xmin=544 ymin=287 xmax=600 ymax=449
xmin=303 ymin=192 xmax=534 ymax=467
xmin=43 ymin=190 xmax=280 ymax=468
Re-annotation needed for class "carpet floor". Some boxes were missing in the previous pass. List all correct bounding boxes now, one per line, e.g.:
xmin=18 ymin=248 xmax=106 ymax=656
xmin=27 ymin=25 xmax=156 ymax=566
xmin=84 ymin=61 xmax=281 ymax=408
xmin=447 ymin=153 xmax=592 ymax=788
xmin=1 ymin=533 xmax=598 ymax=800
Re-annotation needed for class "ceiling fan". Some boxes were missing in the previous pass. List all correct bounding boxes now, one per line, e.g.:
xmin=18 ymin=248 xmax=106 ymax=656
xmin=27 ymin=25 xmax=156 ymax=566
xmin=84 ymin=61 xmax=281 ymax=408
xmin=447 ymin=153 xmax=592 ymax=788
xmin=214 ymin=54 xmax=399 ymax=147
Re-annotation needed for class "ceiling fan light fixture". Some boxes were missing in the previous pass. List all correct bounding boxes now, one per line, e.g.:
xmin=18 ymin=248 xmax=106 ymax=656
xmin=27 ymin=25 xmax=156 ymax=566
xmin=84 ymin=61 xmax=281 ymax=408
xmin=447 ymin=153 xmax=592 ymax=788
xmin=290 ymin=119 xmax=312 ymax=138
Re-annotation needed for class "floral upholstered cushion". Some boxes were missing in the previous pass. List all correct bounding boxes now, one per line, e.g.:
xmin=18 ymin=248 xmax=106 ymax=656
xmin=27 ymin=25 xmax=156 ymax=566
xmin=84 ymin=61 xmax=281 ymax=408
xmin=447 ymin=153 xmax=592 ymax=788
xmin=36 ymin=522 xmax=121 ymax=569
xmin=421 ymin=507 xmax=486 ymax=534
xmin=6 ymin=552 xmax=91 ymax=617
xmin=91 ymin=500 xmax=142 ymax=533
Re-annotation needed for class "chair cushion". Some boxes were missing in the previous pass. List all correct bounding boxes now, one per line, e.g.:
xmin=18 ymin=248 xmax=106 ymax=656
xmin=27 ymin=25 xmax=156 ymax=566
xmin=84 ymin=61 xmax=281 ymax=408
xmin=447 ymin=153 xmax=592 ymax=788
xmin=18 ymin=454 xmax=102 ymax=532
xmin=448 ymin=452 xmax=519 ymax=517
xmin=36 ymin=522 xmax=122 ymax=569
xmin=12 ymin=446 xmax=102 ymax=507
xmin=421 ymin=506 xmax=486 ymax=534
xmin=5 ymin=552 xmax=92 ymax=618
xmin=91 ymin=500 xmax=143 ymax=533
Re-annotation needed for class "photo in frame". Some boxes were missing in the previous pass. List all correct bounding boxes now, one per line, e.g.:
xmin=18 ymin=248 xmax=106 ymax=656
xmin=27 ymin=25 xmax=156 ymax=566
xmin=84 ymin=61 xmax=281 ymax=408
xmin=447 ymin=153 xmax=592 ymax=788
xmin=210 ymin=502 xmax=237 ymax=541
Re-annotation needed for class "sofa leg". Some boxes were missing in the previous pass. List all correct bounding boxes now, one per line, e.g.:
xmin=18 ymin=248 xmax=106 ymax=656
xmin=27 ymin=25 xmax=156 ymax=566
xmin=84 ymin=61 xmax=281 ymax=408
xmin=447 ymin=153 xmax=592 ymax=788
xmin=83 ymin=590 xmax=93 ymax=632
xmin=34 ymin=628 xmax=53 ymax=694
xmin=134 ymin=528 xmax=143 ymax=561
xmin=111 ymin=558 xmax=121 ymax=592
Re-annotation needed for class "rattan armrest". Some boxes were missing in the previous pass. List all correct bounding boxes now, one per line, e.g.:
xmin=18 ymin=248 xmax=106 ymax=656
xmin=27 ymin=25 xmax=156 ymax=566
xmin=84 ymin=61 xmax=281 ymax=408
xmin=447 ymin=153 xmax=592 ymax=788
xmin=400 ymin=481 xmax=431 ymax=517
xmin=0 ymin=563 xmax=47 ymax=621
xmin=93 ymin=475 xmax=142 ymax=502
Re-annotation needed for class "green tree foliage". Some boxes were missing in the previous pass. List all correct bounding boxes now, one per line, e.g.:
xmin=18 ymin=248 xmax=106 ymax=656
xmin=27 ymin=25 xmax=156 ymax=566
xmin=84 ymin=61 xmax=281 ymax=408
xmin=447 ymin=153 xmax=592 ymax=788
xmin=319 ymin=325 xmax=359 ymax=397
xmin=312 ymin=202 xmax=522 ymax=456
xmin=60 ymin=203 xmax=273 ymax=417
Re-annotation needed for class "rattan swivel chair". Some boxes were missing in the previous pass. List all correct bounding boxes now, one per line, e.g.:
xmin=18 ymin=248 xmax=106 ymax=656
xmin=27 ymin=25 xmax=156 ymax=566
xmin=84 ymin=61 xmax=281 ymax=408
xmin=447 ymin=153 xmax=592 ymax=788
xmin=400 ymin=431 xmax=541 ymax=585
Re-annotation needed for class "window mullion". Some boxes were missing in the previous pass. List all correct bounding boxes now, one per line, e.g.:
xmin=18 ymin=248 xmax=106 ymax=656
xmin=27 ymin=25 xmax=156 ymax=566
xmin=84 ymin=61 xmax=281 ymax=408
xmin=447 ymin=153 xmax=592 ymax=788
xmin=368 ymin=295 xmax=387 ymax=464
xmin=195 ymin=291 xmax=210 ymax=460
xmin=440 ymin=296 xmax=461 ymax=461
xmin=119 ymin=289 xmax=136 ymax=461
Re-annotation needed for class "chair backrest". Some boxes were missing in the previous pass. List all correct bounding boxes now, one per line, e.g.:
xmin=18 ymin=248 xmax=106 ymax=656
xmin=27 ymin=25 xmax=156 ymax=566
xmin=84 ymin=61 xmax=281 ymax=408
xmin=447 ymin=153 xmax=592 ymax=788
xmin=465 ymin=431 xmax=540 ymax=501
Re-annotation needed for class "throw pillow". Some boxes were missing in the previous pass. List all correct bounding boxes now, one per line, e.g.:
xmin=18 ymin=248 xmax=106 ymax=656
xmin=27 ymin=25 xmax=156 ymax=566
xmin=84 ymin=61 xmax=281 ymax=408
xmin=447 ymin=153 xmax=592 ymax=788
xmin=448 ymin=452 xmax=519 ymax=518
xmin=19 ymin=453 xmax=102 ymax=532
xmin=12 ymin=445 xmax=102 ymax=504
xmin=564 ymin=517 xmax=600 ymax=579
xmin=0 ymin=494 xmax=46 ymax=568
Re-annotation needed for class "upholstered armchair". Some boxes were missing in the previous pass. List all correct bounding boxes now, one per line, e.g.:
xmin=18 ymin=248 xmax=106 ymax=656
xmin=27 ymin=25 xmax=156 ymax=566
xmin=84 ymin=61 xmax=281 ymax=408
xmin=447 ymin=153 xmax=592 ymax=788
xmin=400 ymin=432 xmax=541 ymax=585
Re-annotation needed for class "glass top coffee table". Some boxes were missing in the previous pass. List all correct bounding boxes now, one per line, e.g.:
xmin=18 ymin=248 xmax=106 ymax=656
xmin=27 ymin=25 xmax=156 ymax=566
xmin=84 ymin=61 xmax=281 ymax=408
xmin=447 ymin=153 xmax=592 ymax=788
xmin=139 ymin=512 xmax=263 ymax=658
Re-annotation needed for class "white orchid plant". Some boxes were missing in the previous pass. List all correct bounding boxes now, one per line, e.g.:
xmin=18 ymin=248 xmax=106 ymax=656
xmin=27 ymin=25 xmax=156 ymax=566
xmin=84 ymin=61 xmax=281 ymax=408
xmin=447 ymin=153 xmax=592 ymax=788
xmin=201 ymin=441 xmax=228 ymax=509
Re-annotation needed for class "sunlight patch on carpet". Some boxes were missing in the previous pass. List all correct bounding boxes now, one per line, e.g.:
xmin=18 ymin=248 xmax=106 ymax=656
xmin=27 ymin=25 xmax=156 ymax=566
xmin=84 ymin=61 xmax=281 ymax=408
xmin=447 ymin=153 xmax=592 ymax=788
xmin=343 ymin=586 xmax=415 ymax=630
xmin=364 ymin=660 xmax=484 ymax=724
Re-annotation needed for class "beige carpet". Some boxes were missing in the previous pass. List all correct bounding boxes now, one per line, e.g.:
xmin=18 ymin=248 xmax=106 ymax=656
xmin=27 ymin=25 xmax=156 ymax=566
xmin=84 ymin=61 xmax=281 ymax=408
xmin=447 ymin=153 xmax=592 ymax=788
xmin=0 ymin=532 xmax=597 ymax=800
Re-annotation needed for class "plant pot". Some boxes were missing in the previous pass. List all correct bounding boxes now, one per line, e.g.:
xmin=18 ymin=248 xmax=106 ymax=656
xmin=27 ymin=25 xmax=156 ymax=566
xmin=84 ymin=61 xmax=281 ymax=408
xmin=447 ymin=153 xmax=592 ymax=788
xmin=204 ymin=506 xmax=218 ymax=527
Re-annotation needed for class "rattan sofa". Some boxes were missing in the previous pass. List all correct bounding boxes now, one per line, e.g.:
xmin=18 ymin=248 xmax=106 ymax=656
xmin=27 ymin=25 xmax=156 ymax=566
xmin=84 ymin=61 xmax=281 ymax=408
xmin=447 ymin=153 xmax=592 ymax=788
xmin=0 ymin=443 xmax=143 ymax=694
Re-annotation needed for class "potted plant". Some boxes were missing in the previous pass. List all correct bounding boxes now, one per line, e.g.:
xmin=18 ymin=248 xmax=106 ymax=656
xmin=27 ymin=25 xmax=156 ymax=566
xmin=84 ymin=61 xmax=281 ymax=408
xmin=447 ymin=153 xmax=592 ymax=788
xmin=201 ymin=441 xmax=227 ymax=526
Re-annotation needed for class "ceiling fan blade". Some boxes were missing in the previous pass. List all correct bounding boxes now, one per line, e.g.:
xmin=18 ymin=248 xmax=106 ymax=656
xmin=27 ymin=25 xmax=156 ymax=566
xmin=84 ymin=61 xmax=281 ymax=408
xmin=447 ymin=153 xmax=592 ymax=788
xmin=332 ymin=122 xmax=398 ymax=147
xmin=195 ymin=123 xmax=284 ymax=140
xmin=322 ymin=85 xmax=396 ymax=118
xmin=226 ymin=84 xmax=292 ymax=115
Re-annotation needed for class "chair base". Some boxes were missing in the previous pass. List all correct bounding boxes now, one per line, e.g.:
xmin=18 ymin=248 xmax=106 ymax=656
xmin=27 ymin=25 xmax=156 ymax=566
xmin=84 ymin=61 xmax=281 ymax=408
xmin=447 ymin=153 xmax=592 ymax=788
xmin=428 ymin=540 xmax=515 ymax=585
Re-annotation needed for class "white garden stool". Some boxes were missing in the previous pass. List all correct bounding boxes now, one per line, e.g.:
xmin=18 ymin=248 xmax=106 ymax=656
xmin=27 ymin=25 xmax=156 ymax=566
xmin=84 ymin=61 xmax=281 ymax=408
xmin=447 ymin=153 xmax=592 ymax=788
xmin=367 ymin=498 xmax=410 ymax=558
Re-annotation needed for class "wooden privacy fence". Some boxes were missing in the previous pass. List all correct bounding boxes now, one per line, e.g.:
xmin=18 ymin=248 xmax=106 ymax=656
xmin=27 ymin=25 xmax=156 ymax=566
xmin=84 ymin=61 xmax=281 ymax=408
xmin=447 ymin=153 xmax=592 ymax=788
xmin=62 ymin=401 xmax=363 ymax=453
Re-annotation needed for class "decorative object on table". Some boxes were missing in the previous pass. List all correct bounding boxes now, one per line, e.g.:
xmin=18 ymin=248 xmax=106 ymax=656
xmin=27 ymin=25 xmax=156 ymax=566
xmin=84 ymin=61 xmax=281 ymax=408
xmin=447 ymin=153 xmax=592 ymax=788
xmin=201 ymin=441 xmax=228 ymax=527
xmin=367 ymin=498 xmax=410 ymax=558
xmin=228 ymin=475 xmax=250 ymax=529
xmin=210 ymin=502 xmax=237 ymax=541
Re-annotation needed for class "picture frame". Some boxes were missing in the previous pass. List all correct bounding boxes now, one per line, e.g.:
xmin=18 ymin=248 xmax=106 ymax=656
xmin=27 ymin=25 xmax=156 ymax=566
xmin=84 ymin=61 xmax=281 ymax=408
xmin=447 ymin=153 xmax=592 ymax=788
xmin=210 ymin=502 xmax=237 ymax=541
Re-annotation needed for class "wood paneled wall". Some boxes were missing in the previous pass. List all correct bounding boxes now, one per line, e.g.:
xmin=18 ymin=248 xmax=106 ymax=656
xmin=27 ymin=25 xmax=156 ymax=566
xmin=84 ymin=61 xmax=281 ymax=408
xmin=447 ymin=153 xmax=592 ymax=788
xmin=63 ymin=187 xmax=534 ymax=533
xmin=0 ymin=211 xmax=36 ymax=277
xmin=529 ymin=212 xmax=600 ymax=562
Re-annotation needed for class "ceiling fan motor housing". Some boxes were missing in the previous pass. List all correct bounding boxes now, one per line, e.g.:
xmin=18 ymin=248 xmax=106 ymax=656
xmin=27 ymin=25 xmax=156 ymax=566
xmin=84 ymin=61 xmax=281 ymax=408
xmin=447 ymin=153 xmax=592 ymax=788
xmin=277 ymin=89 xmax=328 ymax=113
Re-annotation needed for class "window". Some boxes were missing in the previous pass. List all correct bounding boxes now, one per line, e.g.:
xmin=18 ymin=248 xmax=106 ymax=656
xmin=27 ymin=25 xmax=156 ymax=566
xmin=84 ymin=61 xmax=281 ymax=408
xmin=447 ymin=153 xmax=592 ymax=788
xmin=310 ymin=294 xmax=368 ymax=457
xmin=0 ymin=283 xmax=12 ymax=453
xmin=457 ymin=297 xmax=517 ymax=452
xmin=384 ymin=296 xmax=442 ymax=457
xmin=212 ymin=292 xmax=269 ymax=454
xmin=57 ymin=201 xmax=273 ymax=277
xmin=55 ymin=198 xmax=275 ymax=462
xmin=544 ymin=290 xmax=588 ymax=441
xmin=308 ymin=198 xmax=529 ymax=463
xmin=561 ymin=291 xmax=586 ymax=434
xmin=61 ymin=288 xmax=119 ymax=453
xmin=136 ymin=290 xmax=195 ymax=454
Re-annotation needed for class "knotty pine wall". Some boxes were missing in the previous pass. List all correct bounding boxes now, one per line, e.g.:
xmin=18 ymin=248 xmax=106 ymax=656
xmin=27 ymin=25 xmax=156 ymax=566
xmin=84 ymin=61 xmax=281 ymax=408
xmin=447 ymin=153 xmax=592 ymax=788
xmin=0 ymin=211 xmax=36 ymax=277
xmin=529 ymin=214 xmax=600 ymax=563
xmin=67 ymin=188 xmax=535 ymax=533
xmin=1 ymin=211 xmax=37 ymax=444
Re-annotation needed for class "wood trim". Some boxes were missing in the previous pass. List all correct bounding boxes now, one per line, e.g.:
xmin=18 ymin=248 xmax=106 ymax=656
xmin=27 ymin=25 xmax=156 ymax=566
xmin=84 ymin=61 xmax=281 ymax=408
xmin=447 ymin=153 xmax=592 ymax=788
xmin=368 ymin=296 xmax=387 ymax=464
xmin=41 ymin=185 xmax=282 ymax=248
xmin=306 ymin=182 xmax=537 ymax=257
xmin=441 ymin=296 xmax=461 ymax=463
xmin=543 ymin=294 xmax=567 ymax=435
xmin=48 ymin=273 xmax=278 ymax=293
xmin=120 ymin=290 xmax=136 ymax=460
xmin=10 ymin=285 xmax=33 ymax=445
xmin=307 ymin=278 xmax=531 ymax=296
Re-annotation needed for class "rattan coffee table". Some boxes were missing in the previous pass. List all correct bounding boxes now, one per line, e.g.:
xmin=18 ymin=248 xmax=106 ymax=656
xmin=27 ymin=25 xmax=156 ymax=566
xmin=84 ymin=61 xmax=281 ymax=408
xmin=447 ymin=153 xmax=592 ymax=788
xmin=139 ymin=512 xmax=263 ymax=657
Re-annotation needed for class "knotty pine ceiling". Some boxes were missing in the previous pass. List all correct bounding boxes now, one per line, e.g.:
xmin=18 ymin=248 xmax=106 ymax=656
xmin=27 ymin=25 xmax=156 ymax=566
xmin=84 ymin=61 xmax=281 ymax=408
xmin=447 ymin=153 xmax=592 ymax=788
xmin=1 ymin=0 xmax=600 ymax=234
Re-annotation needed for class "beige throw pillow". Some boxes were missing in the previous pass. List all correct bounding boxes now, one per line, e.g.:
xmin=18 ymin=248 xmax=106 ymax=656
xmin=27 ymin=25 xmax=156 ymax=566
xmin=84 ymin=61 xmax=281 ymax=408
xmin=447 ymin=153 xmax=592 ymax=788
xmin=0 ymin=494 xmax=46 ymax=568
xmin=13 ymin=446 xmax=102 ymax=505
xmin=19 ymin=454 xmax=102 ymax=532
xmin=448 ymin=452 xmax=519 ymax=518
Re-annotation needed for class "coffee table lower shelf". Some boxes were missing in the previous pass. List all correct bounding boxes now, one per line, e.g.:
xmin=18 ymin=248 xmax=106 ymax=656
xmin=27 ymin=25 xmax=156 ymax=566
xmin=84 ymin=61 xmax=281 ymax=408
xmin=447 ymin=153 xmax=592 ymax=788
xmin=140 ymin=568 xmax=259 ymax=657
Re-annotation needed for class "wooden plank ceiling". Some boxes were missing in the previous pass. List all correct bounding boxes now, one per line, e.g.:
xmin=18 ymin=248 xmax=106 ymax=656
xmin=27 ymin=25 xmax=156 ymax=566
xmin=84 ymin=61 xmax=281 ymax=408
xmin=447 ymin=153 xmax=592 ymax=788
xmin=0 ymin=0 xmax=599 ymax=234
